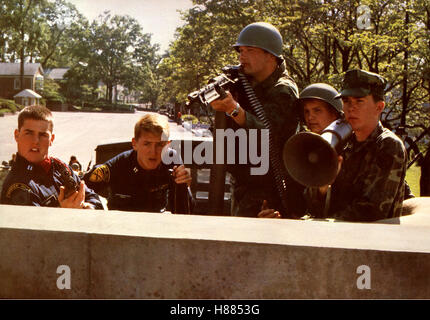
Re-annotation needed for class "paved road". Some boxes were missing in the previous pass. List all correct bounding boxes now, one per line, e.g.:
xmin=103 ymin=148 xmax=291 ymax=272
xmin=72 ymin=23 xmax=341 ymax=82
xmin=0 ymin=111 xmax=194 ymax=169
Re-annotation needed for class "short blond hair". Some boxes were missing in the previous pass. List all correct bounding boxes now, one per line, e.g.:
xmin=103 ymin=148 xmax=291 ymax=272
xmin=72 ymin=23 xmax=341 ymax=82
xmin=134 ymin=113 xmax=169 ymax=140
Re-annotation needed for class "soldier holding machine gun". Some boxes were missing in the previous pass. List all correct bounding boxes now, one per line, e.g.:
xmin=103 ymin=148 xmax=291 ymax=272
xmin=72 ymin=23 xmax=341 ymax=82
xmin=303 ymin=70 xmax=408 ymax=222
xmin=207 ymin=22 xmax=306 ymax=218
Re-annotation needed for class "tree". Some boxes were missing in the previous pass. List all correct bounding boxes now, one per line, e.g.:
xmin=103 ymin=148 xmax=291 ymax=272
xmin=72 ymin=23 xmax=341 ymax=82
xmin=37 ymin=0 xmax=86 ymax=68
xmin=158 ymin=0 xmax=428 ymax=149
xmin=1 ymin=0 xmax=48 ymax=90
xmin=61 ymin=11 xmax=160 ymax=106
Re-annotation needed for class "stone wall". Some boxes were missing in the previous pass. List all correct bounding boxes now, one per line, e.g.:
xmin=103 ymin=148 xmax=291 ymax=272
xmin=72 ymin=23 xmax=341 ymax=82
xmin=0 ymin=204 xmax=429 ymax=299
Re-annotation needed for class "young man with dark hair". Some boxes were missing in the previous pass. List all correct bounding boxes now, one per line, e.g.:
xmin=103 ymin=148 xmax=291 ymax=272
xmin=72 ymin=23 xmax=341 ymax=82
xmin=1 ymin=105 xmax=102 ymax=209
xmin=84 ymin=113 xmax=193 ymax=214
xmin=306 ymin=69 xmax=407 ymax=221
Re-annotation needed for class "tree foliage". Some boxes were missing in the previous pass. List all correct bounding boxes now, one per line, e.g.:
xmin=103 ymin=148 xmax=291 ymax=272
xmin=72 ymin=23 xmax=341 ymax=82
xmin=64 ymin=12 xmax=160 ymax=105
xmin=1 ymin=2 xmax=161 ymax=106
xmin=159 ymin=0 xmax=429 ymax=148
xmin=1 ymin=0 xmax=428 ymax=146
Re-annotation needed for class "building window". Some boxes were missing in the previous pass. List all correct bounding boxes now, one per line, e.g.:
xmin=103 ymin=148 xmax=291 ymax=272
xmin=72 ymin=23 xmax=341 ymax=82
xmin=14 ymin=78 xmax=20 ymax=90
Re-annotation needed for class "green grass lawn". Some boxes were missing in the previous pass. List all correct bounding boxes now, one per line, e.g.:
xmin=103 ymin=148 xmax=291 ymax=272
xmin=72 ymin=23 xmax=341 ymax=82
xmin=406 ymin=163 xmax=421 ymax=196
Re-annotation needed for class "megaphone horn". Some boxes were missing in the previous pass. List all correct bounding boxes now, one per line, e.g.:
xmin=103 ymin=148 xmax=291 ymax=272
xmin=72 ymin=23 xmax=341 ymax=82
xmin=283 ymin=119 xmax=352 ymax=187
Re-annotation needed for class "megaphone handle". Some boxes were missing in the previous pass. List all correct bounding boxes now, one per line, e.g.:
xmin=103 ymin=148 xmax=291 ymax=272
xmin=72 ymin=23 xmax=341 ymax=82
xmin=323 ymin=185 xmax=332 ymax=218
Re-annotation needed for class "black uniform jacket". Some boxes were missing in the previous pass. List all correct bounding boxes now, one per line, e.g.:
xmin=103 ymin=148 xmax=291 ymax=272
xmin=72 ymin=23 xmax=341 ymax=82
xmin=84 ymin=149 xmax=193 ymax=214
xmin=1 ymin=153 xmax=103 ymax=209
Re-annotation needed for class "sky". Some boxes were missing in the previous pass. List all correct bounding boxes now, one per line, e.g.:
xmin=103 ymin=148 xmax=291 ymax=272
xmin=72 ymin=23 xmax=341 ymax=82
xmin=67 ymin=0 xmax=194 ymax=53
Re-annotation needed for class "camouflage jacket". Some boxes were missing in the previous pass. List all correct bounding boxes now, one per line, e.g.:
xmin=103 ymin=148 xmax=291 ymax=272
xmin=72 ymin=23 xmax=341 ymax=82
xmin=306 ymin=122 xmax=407 ymax=222
xmin=226 ymin=60 xmax=305 ymax=217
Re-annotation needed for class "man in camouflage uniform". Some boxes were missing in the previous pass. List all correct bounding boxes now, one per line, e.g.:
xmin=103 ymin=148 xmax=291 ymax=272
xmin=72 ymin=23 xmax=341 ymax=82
xmin=307 ymin=69 xmax=407 ymax=222
xmin=209 ymin=22 xmax=304 ymax=218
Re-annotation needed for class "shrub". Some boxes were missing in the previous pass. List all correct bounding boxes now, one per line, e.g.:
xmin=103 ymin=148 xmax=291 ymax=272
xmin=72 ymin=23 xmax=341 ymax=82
xmin=0 ymin=98 xmax=22 ymax=113
xmin=181 ymin=114 xmax=198 ymax=124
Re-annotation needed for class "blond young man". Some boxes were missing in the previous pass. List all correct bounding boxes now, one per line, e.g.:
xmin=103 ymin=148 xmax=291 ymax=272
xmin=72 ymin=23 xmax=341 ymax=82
xmin=84 ymin=113 xmax=193 ymax=213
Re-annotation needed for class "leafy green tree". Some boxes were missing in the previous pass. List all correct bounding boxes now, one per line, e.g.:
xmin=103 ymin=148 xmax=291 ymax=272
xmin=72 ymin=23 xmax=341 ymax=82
xmin=1 ymin=0 xmax=48 ymax=90
xmin=158 ymin=0 xmax=428 ymax=148
xmin=37 ymin=0 xmax=86 ymax=68
xmin=62 ymin=11 xmax=159 ymax=106
xmin=41 ymin=77 xmax=64 ymax=104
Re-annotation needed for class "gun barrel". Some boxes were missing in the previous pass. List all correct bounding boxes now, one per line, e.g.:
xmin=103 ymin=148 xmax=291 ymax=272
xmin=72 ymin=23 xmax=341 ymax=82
xmin=186 ymin=66 xmax=240 ymax=106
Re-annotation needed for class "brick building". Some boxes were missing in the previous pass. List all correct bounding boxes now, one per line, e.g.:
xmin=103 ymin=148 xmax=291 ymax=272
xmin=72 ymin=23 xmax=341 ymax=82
xmin=0 ymin=63 xmax=44 ymax=100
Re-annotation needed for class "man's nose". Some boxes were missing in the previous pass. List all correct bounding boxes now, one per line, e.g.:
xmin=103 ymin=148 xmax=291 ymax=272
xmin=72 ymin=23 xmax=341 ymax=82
xmin=32 ymin=134 xmax=40 ymax=144
xmin=150 ymin=144 xmax=158 ymax=155
xmin=345 ymin=101 xmax=356 ymax=111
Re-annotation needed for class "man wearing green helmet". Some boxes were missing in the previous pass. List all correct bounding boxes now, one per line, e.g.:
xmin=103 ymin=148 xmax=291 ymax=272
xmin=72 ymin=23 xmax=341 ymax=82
xmin=258 ymin=83 xmax=343 ymax=218
xmin=209 ymin=22 xmax=305 ymax=218
xmin=298 ymin=83 xmax=343 ymax=134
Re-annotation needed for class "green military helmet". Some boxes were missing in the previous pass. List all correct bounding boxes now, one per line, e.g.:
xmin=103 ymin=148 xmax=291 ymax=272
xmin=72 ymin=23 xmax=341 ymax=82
xmin=233 ymin=22 xmax=283 ymax=58
xmin=298 ymin=83 xmax=343 ymax=117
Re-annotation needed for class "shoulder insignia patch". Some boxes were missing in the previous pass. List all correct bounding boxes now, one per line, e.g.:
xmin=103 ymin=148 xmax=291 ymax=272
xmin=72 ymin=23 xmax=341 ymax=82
xmin=6 ymin=183 xmax=31 ymax=199
xmin=89 ymin=165 xmax=110 ymax=183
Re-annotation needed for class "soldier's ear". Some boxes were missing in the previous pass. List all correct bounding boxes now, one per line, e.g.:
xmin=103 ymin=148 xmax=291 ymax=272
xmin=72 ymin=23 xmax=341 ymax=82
xmin=376 ymin=100 xmax=385 ymax=113
xmin=131 ymin=137 xmax=137 ymax=150
xmin=50 ymin=133 xmax=55 ymax=146
xmin=14 ymin=129 xmax=19 ymax=142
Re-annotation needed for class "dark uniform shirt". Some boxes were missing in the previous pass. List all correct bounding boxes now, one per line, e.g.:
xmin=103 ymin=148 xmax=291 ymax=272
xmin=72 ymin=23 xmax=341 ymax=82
xmin=227 ymin=60 xmax=305 ymax=218
xmin=83 ymin=149 xmax=193 ymax=214
xmin=306 ymin=122 xmax=407 ymax=222
xmin=0 ymin=153 xmax=103 ymax=209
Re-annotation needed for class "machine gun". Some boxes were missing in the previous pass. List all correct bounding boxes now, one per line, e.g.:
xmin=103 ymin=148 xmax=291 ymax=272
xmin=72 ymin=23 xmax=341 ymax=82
xmin=185 ymin=65 xmax=240 ymax=215
xmin=186 ymin=65 xmax=241 ymax=107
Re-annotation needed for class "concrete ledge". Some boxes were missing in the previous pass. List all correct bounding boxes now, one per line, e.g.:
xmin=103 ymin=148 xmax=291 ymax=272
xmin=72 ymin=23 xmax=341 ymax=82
xmin=0 ymin=205 xmax=429 ymax=299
